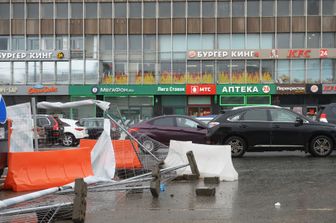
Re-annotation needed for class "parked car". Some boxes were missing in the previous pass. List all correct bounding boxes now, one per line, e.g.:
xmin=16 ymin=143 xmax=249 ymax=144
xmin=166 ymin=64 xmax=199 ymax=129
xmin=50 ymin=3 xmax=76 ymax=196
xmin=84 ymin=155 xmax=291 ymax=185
xmin=79 ymin=118 xmax=121 ymax=140
xmin=207 ymin=105 xmax=336 ymax=158
xmin=60 ymin=118 xmax=89 ymax=146
xmin=35 ymin=115 xmax=64 ymax=145
xmin=316 ymin=103 xmax=336 ymax=124
xmin=128 ymin=115 xmax=208 ymax=152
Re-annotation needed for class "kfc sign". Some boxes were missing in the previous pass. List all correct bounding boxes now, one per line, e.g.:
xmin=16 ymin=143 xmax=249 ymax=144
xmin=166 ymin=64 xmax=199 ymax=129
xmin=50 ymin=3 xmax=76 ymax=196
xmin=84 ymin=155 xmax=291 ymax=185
xmin=287 ymin=49 xmax=311 ymax=58
xmin=186 ymin=84 xmax=216 ymax=95
xmin=322 ymin=84 xmax=336 ymax=94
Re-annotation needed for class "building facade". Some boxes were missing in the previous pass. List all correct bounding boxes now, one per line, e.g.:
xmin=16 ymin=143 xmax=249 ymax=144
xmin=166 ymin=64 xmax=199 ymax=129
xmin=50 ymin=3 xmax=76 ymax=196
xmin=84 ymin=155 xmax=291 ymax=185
xmin=0 ymin=0 xmax=336 ymax=119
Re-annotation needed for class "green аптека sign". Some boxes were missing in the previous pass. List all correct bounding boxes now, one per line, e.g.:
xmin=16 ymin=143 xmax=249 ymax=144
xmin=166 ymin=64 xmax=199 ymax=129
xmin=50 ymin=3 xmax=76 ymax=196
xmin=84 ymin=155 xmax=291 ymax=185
xmin=69 ymin=85 xmax=186 ymax=96
xmin=216 ymin=84 xmax=276 ymax=95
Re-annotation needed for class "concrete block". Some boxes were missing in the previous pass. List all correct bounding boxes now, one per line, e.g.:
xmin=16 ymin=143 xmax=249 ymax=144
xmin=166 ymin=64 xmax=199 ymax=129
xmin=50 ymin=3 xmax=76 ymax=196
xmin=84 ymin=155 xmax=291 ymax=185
xmin=204 ymin=177 xmax=220 ymax=184
xmin=195 ymin=187 xmax=216 ymax=196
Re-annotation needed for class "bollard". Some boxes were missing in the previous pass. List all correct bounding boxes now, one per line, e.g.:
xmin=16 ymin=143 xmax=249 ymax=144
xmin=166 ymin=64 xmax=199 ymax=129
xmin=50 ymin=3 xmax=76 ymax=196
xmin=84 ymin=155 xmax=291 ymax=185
xmin=72 ymin=178 xmax=88 ymax=223
xmin=150 ymin=165 xmax=161 ymax=198
xmin=186 ymin=151 xmax=200 ymax=178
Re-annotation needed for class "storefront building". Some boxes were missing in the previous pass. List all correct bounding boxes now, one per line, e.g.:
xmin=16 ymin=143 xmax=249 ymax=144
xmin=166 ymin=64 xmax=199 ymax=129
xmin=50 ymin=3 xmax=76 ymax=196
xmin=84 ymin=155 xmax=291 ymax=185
xmin=0 ymin=0 xmax=336 ymax=118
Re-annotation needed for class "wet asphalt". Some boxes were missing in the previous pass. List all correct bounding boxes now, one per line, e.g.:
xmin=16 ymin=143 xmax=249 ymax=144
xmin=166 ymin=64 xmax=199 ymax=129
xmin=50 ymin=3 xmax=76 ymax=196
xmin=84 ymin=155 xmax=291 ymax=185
xmin=85 ymin=151 xmax=336 ymax=223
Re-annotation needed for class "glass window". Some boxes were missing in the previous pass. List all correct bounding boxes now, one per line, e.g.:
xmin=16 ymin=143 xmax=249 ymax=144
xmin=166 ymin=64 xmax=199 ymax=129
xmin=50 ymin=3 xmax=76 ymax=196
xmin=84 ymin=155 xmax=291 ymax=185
xmin=261 ymin=60 xmax=274 ymax=83
xmin=56 ymin=36 xmax=69 ymax=50
xmin=291 ymin=60 xmax=305 ymax=83
xmin=143 ymin=63 xmax=156 ymax=84
xmin=70 ymin=36 xmax=83 ymax=50
xmin=129 ymin=35 xmax=142 ymax=51
xmin=187 ymin=61 xmax=200 ymax=84
xmin=100 ymin=35 xmax=112 ymax=52
xmin=85 ymin=3 xmax=97 ymax=18
xmin=232 ymin=0 xmax=245 ymax=17
xmin=277 ymin=33 xmax=290 ymax=48
xmin=292 ymin=33 xmax=305 ymax=48
xmin=13 ymin=3 xmax=24 ymax=19
xmin=217 ymin=60 xmax=230 ymax=83
xmin=260 ymin=34 xmax=274 ymax=49
xmin=173 ymin=35 xmax=186 ymax=52
xmin=27 ymin=3 xmax=39 ymax=19
xmin=277 ymin=60 xmax=290 ymax=83
xmin=0 ymin=37 xmax=9 ymax=50
xmin=41 ymin=4 xmax=53 ymax=19
xmin=27 ymin=36 xmax=39 ymax=50
xmin=56 ymin=3 xmax=68 ymax=19
xmin=188 ymin=35 xmax=201 ymax=50
xmin=277 ymin=0 xmax=290 ymax=16
xmin=246 ymin=34 xmax=259 ymax=49
xmin=85 ymin=60 xmax=98 ymax=84
xmin=13 ymin=62 xmax=26 ymax=84
xmin=307 ymin=33 xmax=320 ymax=48
xmin=262 ymin=0 xmax=274 ymax=16
xmin=71 ymin=3 xmax=83 ymax=19
xmin=322 ymin=59 xmax=335 ymax=83
xmin=323 ymin=0 xmax=336 ymax=15
xmin=85 ymin=35 xmax=98 ymax=59
xmin=307 ymin=59 xmax=320 ymax=83
xmin=42 ymin=62 xmax=55 ymax=84
xmin=176 ymin=117 xmax=199 ymax=128
xmin=242 ymin=109 xmax=268 ymax=121
xmin=42 ymin=36 xmax=54 ymax=50
xmin=0 ymin=62 xmax=11 ymax=84
xmin=270 ymin=109 xmax=297 ymax=122
xmin=218 ymin=1 xmax=230 ymax=17
xmin=247 ymin=60 xmax=260 ymax=83
xmin=27 ymin=62 xmax=41 ymax=84
xmin=188 ymin=2 xmax=200 ymax=17
xmin=115 ymin=35 xmax=127 ymax=51
xmin=129 ymin=2 xmax=142 ymax=18
xmin=292 ymin=0 xmax=305 ymax=16
xmin=101 ymin=61 xmax=113 ymax=84
xmin=307 ymin=0 xmax=319 ymax=15
xmin=173 ymin=2 xmax=185 ymax=18
xmin=144 ymin=2 xmax=156 ymax=18
xmin=115 ymin=3 xmax=126 ymax=18
xmin=71 ymin=60 xmax=84 ymax=84
xmin=100 ymin=3 xmax=112 ymax=18
xmin=12 ymin=36 xmax=25 ymax=50
xmin=202 ymin=61 xmax=214 ymax=83
xmin=0 ymin=4 xmax=10 ymax=19
xmin=218 ymin=34 xmax=230 ymax=49
xmin=203 ymin=1 xmax=215 ymax=17
xmin=202 ymin=35 xmax=214 ymax=50
xmin=144 ymin=35 xmax=156 ymax=52
xmin=152 ymin=117 xmax=175 ymax=127
xmin=232 ymin=34 xmax=244 ymax=49
xmin=247 ymin=0 xmax=260 ymax=17
xmin=159 ymin=2 xmax=171 ymax=18
xmin=232 ymin=60 xmax=245 ymax=83
xmin=57 ymin=61 xmax=69 ymax=84
xmin=322 ymin=33 xmax=335 ymax=48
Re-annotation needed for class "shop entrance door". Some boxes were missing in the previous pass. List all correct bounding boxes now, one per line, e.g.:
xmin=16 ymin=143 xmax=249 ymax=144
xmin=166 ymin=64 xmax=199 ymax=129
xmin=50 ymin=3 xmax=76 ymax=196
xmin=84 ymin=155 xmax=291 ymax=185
xmin=188 ymin=107 xmax=211 ymax=117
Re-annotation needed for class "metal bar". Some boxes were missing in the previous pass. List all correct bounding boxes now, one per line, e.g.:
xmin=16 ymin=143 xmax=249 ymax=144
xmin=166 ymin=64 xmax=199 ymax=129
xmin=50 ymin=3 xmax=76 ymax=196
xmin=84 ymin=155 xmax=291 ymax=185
xmin=31 ymin=97 xmax=39 ymax=151
xmin=0 ymin=202 xmax=73 ymax=216
xmin=90 ymin=186 xmax=150 ymax=193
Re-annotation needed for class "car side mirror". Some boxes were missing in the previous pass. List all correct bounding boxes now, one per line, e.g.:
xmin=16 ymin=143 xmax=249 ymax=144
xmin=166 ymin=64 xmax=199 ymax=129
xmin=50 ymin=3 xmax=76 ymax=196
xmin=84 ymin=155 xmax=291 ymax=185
xmin=295 ymin=117 xmax=304 ymax=125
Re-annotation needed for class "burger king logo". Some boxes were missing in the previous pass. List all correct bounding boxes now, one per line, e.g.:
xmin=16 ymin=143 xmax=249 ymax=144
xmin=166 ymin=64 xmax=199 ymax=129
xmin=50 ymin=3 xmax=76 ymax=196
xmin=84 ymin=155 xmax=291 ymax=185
xmin=310 ymin=85 xmax=318 ymax=93
xmin=188 ymin=51 xmax=197 ymax=58
xmin=57 ymin=51 xmax=64 ymax=59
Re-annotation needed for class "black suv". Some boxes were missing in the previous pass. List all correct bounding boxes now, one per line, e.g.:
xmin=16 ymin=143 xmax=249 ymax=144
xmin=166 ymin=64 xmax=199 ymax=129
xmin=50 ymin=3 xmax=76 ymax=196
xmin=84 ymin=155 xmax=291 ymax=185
xmin=79 ymin=118 xmax=121 ymax=140
xmin=207 ymin=106 xmax=336 ymax=158
xmin=316 ymin=103 xmax=336 ymax=124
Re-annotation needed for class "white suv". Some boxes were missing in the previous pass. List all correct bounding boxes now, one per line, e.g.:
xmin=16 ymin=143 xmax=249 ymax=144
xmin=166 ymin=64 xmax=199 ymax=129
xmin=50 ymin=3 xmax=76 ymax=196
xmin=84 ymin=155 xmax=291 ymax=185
xmin=60 ymin=118 xmax=89 ymax=146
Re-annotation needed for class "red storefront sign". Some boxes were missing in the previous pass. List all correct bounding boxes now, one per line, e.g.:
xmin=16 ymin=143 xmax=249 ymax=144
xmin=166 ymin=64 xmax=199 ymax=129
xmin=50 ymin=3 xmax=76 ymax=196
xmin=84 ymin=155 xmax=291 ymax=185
xmin=186 ymin=84 xmax=216 ymax=95
xmin=287 ymin=49 xmax=311 ymax=58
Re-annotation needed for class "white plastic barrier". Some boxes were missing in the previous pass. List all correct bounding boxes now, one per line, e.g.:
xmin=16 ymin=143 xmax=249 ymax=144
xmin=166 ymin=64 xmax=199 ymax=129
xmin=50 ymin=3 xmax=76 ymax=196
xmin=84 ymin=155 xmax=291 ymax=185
xmin=164 ymin=140 xmax=238 ymax=181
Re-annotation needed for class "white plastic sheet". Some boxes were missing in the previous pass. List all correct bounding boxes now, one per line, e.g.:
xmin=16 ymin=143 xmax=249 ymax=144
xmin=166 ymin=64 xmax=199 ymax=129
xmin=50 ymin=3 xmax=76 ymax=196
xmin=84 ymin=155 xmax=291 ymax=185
xmin=37 ymin=100 xmax=110 ymax=112
xmin=7 ymin=103 xmax=34 ymax=152
xmin=164 ymin=140 xmax=238 ymax=181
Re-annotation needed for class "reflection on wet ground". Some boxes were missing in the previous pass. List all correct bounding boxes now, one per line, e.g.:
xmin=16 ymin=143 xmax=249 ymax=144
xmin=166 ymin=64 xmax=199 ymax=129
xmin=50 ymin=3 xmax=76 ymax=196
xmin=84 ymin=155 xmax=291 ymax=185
xmin=85 ymin=151 xmax=336 ymax=223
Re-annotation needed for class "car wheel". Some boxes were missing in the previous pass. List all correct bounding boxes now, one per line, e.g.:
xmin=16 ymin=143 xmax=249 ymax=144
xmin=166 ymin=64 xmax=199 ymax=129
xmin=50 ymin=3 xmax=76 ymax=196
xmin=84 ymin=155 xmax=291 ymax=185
xmin=224 ymin=136 xmax=246 ymax=158
xmin=62 ymin=133 xmax=76 ymax=147
xmin=309 ymin=135 xmax=333 ymax=157
xmin=141 ymin=139 xmax=157 ymax=153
